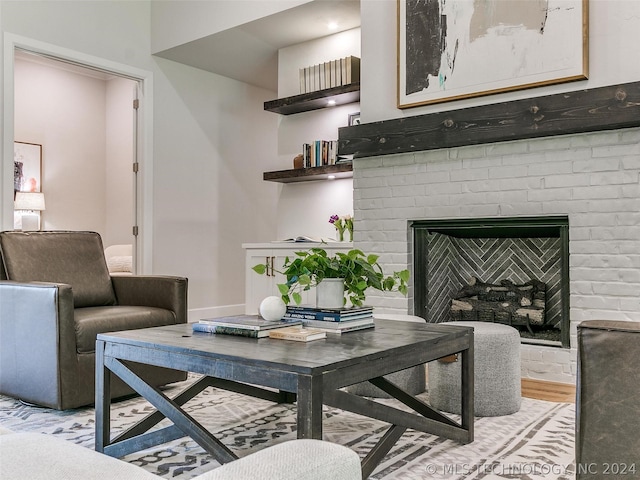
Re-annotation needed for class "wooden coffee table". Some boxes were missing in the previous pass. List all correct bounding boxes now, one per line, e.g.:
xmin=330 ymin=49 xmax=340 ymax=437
xmin=95 ymin=319 xmax=474 ymax=478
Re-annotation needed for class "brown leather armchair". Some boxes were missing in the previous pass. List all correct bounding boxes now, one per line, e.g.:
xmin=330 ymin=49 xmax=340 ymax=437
xmin=576 ymin=320 xmax=640 ymax=479
xmin=0 ymin=231 xmax=187 ymax=410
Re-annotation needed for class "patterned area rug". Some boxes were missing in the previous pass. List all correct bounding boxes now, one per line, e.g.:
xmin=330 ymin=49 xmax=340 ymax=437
xmin=0 ymin=376 xmax=575 ymax=479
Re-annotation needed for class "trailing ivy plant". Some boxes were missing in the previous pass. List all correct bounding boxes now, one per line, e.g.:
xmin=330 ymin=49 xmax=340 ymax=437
xmin=252 ymin=247 xmax=410 ymax=307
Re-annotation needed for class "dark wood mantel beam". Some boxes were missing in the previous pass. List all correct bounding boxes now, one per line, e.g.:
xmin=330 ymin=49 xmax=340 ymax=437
xmin=338 ymin=81 xmax=640 ymax=159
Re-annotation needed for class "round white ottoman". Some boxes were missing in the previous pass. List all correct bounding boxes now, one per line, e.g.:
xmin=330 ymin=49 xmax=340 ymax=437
xmin=429 ymin=321 xmax=521 ymax=417
xmin=345 ymin=314 xmax=426 ymax=398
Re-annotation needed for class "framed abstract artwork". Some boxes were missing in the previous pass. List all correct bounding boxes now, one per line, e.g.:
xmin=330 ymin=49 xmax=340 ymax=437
xmin=397 ymin=0 xmax=589 ymax=109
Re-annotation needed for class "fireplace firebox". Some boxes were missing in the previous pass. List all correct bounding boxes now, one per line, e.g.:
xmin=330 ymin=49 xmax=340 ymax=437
xmin=412 ymin=216 xmax=570 ymax=347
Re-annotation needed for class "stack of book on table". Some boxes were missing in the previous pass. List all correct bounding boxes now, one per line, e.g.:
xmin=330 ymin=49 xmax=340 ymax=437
xmin=282 ymin=305 xmax=375 ymax=334
xmin=192 ymin=315 xmax=327 ymax=342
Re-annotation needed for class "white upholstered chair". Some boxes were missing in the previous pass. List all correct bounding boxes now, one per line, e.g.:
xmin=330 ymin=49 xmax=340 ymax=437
xmin=104 ymin=243 xmax=133 ymax=275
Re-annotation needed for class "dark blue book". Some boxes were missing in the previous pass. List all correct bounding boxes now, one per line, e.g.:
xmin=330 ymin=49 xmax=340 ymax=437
xmin=284 ymin=306 xmax=373 ymax=322
xmin=287 ymin=305 xmax=372 ymax=315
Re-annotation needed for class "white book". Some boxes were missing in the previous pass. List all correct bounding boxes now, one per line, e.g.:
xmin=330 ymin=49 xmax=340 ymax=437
xmin=299 ymin=68 xmax=306 ymax=94
xmin=330 ymin=59 xmax=338 ymax=87
xmin=301 ymin=317 xmax=375 ymax=329
xmin=272 ymin=235 xmax=336 ymax=243
xmin=324 ymin=61 xmax=331 ymax=89
xmin=314 ymin=64 xmax=321 ymax=92
xmin=319 ymin=63 xmax=325 ymax=90
xmin=311 ymin=323 xmax=375 ymax=335
xmin=305 ymin=66 xmax=311 ymax=93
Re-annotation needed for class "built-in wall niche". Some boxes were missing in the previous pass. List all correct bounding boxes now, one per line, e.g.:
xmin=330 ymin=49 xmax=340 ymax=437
xmin=412 ymin=216 xmax=570 ymax=348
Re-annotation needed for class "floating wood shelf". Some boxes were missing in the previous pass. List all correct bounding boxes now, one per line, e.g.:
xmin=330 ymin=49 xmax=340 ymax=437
xmin=264 ymin=83 xmax=360 ymax=115
xmin=263 ymin=163 xmax=353 ymax=183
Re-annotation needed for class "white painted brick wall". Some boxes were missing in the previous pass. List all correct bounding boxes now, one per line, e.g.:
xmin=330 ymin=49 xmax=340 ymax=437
xmin=353 ymin=128 xmax=640 ymax=385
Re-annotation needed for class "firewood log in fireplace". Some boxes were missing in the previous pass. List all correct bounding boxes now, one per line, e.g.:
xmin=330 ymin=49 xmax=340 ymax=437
xmin=450 ymin=277 xmax=546 ymax=333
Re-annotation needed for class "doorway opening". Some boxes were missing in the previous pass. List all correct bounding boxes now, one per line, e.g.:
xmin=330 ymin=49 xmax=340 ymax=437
xmin=3 ymin=35 xmax=153 ymax=273
xmin=14 ymin=49 xmax=137 ymax=271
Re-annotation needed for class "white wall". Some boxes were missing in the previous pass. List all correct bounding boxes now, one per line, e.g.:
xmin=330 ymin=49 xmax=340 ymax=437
xmin=360 ymin=0 xmax=640 ymax=123
xmin=151 ymin=57 xmax=279 ymax=310
xmin=4 ymin=2 xmax=362 ymax=314
xmin=150 ymin=0 xmax=310 ymax=53
xmin=1 ymin=1 xmax=280 ymax=316
xmin=273 ymin=28 xmax=360 ymax=241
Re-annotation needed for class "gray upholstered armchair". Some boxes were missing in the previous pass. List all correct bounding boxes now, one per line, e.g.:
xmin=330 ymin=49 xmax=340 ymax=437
xmin=0 ymin=231 xmax=187 ymax=410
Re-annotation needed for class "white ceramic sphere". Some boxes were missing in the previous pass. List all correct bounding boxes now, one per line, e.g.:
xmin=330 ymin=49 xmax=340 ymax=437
xmin=259 ymin=296 xmax=286 ymax=321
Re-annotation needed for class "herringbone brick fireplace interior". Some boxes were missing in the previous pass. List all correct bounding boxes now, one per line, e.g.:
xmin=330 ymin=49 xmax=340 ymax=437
xmin=413 ymin=217 xmax=570 ymax=347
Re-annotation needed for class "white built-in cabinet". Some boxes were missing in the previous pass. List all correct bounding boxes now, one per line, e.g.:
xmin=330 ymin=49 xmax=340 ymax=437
xmin=243 ymin=242 xmax=352 ymax=315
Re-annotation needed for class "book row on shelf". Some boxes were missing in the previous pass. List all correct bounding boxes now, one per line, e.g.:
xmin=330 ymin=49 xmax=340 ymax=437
xmin=299 ymin=56 xmax=360 ymax=94
xmin=303 ymin=140 xmax=338 ymax=168
xmin=192 ymin=306 xmax=375 ymax=342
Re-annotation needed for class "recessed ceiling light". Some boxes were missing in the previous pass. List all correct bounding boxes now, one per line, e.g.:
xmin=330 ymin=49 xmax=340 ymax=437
xmin=327 ymin=175 xmax=336 ymax=180
xmin=328 ymin=22 xmax=338 ymax=31
xmin=327 ymin=100 xmax=336 ymax=106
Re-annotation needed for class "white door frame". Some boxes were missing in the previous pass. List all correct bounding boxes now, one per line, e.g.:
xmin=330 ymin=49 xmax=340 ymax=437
xmin=2 ymin=33 xmax=154 ymax=273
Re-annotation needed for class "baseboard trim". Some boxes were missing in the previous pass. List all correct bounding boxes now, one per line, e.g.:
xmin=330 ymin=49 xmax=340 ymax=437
xmin=521 ymin=378 xmax=576 ymax=403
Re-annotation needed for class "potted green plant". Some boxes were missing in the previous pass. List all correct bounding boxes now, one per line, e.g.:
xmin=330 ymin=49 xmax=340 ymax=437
xmin=252 ymin=247 xmax=410 ymax=307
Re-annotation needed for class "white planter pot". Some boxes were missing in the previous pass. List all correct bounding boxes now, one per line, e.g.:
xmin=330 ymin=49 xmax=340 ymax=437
xmin=316 ymin=278 xmax=345 ymax=309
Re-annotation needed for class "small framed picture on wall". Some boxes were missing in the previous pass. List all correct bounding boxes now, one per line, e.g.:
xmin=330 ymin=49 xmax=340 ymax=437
xmin=14 ymin=141 xmax=44 ymax=231
xmin=348 ymin=112 xmax=361 ymax=126
xmin=14 ymin=141 xmax=42 ymax=195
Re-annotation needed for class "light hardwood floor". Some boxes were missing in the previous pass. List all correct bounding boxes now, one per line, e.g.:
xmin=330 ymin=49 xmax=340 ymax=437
xmin=521 ymin=378 xmax=576 ymax=403
xmin=425 ymin=369 xmax=577 ymax=403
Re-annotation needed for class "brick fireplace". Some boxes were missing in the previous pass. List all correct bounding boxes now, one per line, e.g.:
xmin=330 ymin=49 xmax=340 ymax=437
xmin=351 ymin=127 xmax=640 ymax=384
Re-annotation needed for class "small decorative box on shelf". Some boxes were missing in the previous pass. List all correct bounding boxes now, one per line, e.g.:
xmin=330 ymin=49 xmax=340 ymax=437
xmin=263 ymin=163 xmax=353 ymax=183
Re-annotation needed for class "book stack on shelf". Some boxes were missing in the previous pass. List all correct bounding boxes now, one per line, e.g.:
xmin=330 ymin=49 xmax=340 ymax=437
xmin=302 ymin=140 xmax=338 ymax=167
xmin=282 ymin=305 xmax=375 ymax=334
xmin=192 ymin=315 xmax=302 ymax=338
xmin=299 ymin=56 xmax=360 ymax=94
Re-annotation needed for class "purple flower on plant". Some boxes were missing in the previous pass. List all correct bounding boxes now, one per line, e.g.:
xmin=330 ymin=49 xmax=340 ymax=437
xmin=329 ymin=214 xmax=352 ymax=241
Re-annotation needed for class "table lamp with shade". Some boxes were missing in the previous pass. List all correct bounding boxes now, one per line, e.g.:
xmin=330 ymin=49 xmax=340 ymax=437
xmin=14 ymin=191 xmax=46 ymax=231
